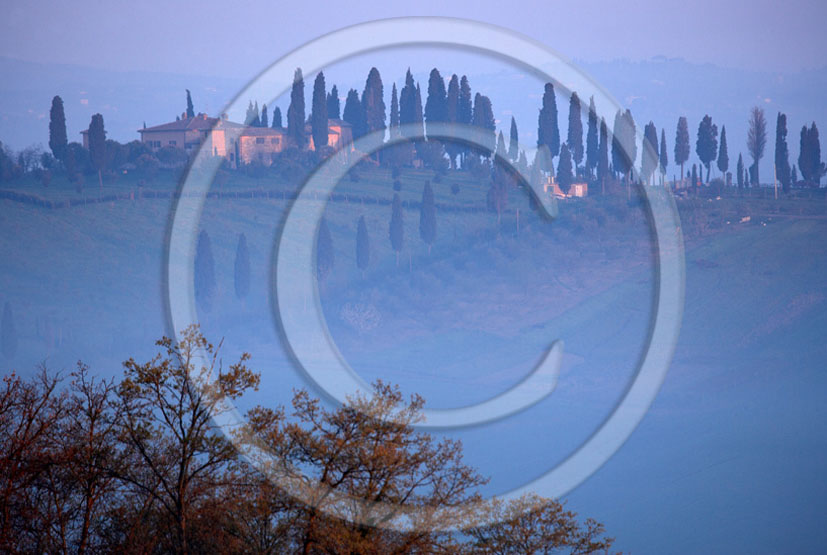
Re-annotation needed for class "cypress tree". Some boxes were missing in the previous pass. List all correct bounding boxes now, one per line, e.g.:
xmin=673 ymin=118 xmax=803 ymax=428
xmin=422 ymin=68 xmax=446 ymax=165
xmin=419 ymin=181 xmax=436 ymax=253
xmin=472 ymin=93 xmax=496 ymax=156
xmin=659 ymin=129 xmax=669 ymax=178
xmin=674 ymin=116 xmax=690 ymax=181
xmin=585 ymin=96 xmax=598 ymax=178
xmin=496 ymin=131 xmax=507 ymax=160
xmin=424 ymin=68 xmax=447 ymax=136
xmin=457 ymin=76 xmax=472 ymax=126
xmin=412 ymin=83 xmax=426 ymax=160
xmin=260 ymin=104 xmax=269 ymax=128
xmin=389 ymin=193 xmax=404 ymax=266
xmin=327 ymin=85 xmax=340 ymax=120
xmin=389 ymin=83 xmax=400 ymax=139
xmin=387 ymin=83 xmax=406 ymax=166
xmin=272 ymin=107 xmax=283 ymax=128
xmin=48 ymin=95 xmax=68 ymax=163
xmin=696 ymin=115 xmax=718 ymax=183
xmin=445 ymin=75 xmax=461 ymax=167
xmin=362 ymin=67 xmax=386 ymax=137
xmin=234 ymin=233 xmax=250 ymax=301
xmin=597 ymin=117 xmax=609 ymax=188
xmin=246 ymin=101 xmax=256 ymax=126
xmin=811 ymin=124 xmax=822 ymax=186
xmin=186 ymin=89 xmax=195 ymax=118
xmin=356 ymin=216 xmax=370 ymax=276
xmin=287 ymin=68 xmax=307 ymax=148
xmin=791 ymin=164 xmax=798 ymax=185
xmin=717 ymin=126 xmax=729 ymax=178
xmin=557 ymin=143 xmax=574 ymax=194
xmin=457 ymin=76 xmax=473 ymax=164
xmin=311 ymin=72 xmax=329 ymax=150
xmin=194 ymin=230 xmax=215 ymax=312
xmin=518 ymin=150 xmax=528 ymax=173
xmin=1 ymin=301 xmax=16 ymax=359
xmin=537 ymin=83 xmax=560 ymax=157
xmin=641 ymin=121 xmax=659 ymax=185
xmin=397 ymin=70 xmax=420 ymax=164
xmin=317 ymin=219 xmax=334 ymax=282
xmin=798 ymin=125 xmax=811 ymax=183
xmin=446 ymin=75 xmax=459 ymax=125
xmin=508 ymin=116 xmax=519 ymax=162
xmin=414 ymin=84 xmax=424 ymax=131
xmin=737 ymin=153 xmax=745 ymax=188
xmin=691 ymin=163 xmax=698 ymax=191
xmin=799 ymin=123 xmax=822 ymax=185
xmin=342 ymin=89 xmax=365 ymax=140
xmin=775 ymin=113 xmax=791 ymax=192
xmin=612 ymin=109 xmax=636 ymax=183
xmin=611 ymin=110 xmax=624 ymax=179
xmin=457 ymin=76 xmax=472 ymax=125
xmin=567 ymin=92 xmax=583 ymax=169
xmin=88 ymin=113 xmax=106 ymax=193
xmin=252 ymin=102 xmax=261 ymax=127
xmin=399 ymin=69 xmax=416 ymax=135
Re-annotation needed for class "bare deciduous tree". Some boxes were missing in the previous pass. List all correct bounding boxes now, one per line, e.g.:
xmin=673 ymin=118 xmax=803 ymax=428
xmin=0 ymin=329 xmax=615 ymax=554
xmin=747 ymin=106 xmax=767 ymax=185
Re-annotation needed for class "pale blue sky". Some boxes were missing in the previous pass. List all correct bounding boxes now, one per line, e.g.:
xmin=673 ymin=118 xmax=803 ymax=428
xmin=2 ymin=0 xmax=826 ymax=77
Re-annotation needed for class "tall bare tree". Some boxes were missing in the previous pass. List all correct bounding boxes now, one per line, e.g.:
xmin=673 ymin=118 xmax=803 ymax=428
xmin=747 ymin=106 xmax=767 ymax=186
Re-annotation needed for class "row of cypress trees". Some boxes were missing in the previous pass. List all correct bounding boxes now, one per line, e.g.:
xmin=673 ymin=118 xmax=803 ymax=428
xmin=191 ymin=180 xmax=439 ymax=312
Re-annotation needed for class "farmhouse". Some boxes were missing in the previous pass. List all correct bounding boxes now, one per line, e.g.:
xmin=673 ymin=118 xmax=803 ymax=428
xmin=137 ymin=113 xmax=351 ymax=166
xmin=138 ymin=113 xmax=237 ymax=152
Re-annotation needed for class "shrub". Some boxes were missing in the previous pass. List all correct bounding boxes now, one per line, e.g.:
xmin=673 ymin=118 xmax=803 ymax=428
xmin=135 ymin=154 xmax=160 ymax=180
xmin=156 ymin=146 xmax=189 ymax=166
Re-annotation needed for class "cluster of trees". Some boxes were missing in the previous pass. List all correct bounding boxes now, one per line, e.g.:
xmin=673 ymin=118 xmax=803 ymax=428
xmin=650 ymin=107 xmax=823 ymax=192
xmin=6 ymin=69 xmax=824 ymax=200
xmin=244 ymin=100 xmax=282 ymax=130
xmin=0 ymin=327 xmax=615 ymax=553
xmin=181 ymin=81 xmax=827 ymax=193
xmin=1 ymin=95 xmax=192 ymax=192
xmin=261 ymin=66 xmax=504 ymax=171
xmin=529 ymin=81 xmax=824 ymax=194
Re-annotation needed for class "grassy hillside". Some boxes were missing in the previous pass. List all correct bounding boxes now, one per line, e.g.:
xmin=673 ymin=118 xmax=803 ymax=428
xmin=0 ymin=165 xmax=825 ymax=553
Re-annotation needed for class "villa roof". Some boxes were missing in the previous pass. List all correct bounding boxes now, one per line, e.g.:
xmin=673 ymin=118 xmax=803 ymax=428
xmin=138 ymin=114 xmax=221 ymax=133
xmin=138 ymin=114 xmax=289 ymax=136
